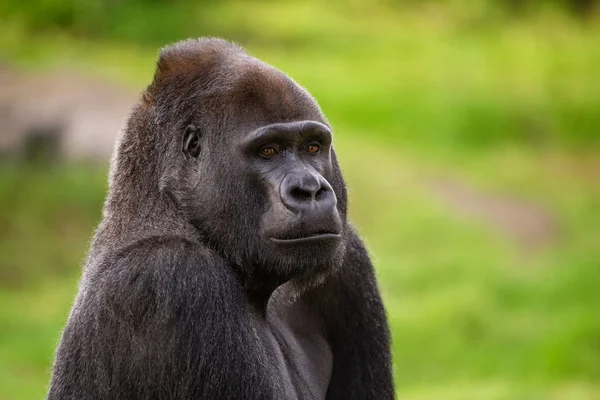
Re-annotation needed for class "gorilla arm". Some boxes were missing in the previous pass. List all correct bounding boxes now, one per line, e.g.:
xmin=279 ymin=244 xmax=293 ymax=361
xmin=316 ymin=226 xmax=395 ymax=400
xmin=47 ymin=237 xmax=281 ymax=400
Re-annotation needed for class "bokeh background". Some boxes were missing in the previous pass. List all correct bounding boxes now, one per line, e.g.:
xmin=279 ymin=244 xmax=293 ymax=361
xmin=1 ymin=0 xmax=599 ymax=399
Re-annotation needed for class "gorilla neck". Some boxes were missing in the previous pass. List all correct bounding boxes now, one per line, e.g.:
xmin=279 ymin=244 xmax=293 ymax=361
xmin=216 ymin=257 xmax=280 ymax=312
xmin=245 ymin=277 xmax=282 ymax=312
xmin=236 ymin=258 xmax=336 ymax=314
xmin=98 ymin=179 xmax=197 ymax=255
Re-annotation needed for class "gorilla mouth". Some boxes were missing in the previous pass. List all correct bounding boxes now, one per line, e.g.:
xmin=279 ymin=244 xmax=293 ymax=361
xmin=269 ymin=231 xmax=341 ymax=244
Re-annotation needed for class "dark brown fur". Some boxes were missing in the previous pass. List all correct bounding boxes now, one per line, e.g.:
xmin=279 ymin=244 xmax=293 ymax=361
xmin=48 ymin=38 xmax=394 ymax=400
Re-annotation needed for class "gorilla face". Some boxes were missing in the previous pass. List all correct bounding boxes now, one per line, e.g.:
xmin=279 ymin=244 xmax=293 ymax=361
xmin=182 ymin=118 xmax=347 ymax=286
xmin=241 ymin=121 xmax=343 ymax=247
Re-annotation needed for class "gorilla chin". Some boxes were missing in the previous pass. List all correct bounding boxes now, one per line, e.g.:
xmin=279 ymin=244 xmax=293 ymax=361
xmin=261 ymin=234 xmax=347 ymax=290
xmin=261 ymin=223 xmax=345 ymax=275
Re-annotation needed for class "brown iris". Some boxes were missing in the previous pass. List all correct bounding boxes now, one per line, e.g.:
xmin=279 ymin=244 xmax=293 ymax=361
xmin=307 ymin=144 xmax=320 ymax=154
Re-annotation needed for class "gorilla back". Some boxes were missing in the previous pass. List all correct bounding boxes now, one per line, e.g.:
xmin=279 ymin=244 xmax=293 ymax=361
xmin=48 ymin=38 xmax=394 ymax=400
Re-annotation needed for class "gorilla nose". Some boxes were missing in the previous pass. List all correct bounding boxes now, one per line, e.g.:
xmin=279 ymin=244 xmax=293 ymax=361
xmin=280 ymin=171 xmax=336 ymax=214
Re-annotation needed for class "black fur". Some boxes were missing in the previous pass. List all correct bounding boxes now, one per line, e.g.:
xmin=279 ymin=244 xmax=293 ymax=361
xmin=47 ymin=38 xmax=394 ymax=400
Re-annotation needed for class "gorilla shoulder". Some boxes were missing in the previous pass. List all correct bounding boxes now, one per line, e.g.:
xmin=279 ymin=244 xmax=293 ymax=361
xmin=80 ymin=236 xmax=247 ymax=337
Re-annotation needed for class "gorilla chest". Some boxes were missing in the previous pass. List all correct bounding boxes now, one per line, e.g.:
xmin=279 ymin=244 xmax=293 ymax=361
xmin=261 ymin=307 xmax=333 ymax=400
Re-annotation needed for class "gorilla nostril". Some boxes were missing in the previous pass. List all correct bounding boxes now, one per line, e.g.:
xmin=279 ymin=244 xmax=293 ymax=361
xmin=290 ymin=187 xmax=313 ymax=202
xmin=315 ymin=187 xmax=328 ymax=201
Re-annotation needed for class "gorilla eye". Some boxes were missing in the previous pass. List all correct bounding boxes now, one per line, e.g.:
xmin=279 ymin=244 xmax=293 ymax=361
xmin=259 ymin=146 xmax=277 ymax=158
xmin=306 ymin=144 xmax=320 ymax=154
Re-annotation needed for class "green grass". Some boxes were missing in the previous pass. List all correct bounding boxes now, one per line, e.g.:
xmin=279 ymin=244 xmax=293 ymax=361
xmin=0 ymin=1 xmax=599 ymax=399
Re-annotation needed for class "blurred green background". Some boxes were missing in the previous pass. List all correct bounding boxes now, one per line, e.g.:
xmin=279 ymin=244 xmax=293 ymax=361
xmin=1 ymin=0 xmax=599 ymax=399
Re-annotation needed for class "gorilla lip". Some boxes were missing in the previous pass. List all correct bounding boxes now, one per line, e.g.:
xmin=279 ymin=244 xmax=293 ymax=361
xmin=269 ymin=232 xmax=341 ymax=244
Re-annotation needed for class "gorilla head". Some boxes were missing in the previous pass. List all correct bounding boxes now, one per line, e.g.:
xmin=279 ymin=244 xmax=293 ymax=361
xmin=107 ymin=38 xmax=348 ymax=300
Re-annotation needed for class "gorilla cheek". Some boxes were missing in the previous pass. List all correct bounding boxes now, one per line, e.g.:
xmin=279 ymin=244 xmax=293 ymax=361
xmin=260 ymin=198 xmax=297 ymax=241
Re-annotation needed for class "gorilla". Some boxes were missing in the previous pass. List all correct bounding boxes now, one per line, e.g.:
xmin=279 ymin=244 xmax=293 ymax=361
xmin=48 ymin=38 xmax=394 ymax=400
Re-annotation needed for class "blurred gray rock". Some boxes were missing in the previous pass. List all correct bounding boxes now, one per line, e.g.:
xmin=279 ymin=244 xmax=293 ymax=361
xmin=0 ymin=66 xmax=138 ymax=163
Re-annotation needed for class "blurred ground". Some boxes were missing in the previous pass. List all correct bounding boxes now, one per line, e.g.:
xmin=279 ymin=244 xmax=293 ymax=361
xmin=428 ymin=177 xmax=558 ymax=251
xmin=0 ymin=67 xmax=136 ymax=161
xmin=0 ymin=1 xmax=599 ymax=399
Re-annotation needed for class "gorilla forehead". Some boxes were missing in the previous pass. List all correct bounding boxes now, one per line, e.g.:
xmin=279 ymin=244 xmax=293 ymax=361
xmin=226 ymin=63 xmax=325 ymax=127
xmin=147 ymin=38 xmax=326 ymax=129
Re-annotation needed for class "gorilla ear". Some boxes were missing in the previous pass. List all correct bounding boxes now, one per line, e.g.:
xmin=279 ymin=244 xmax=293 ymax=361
xmin=183 ymin=125 xmax=201 ymax=158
